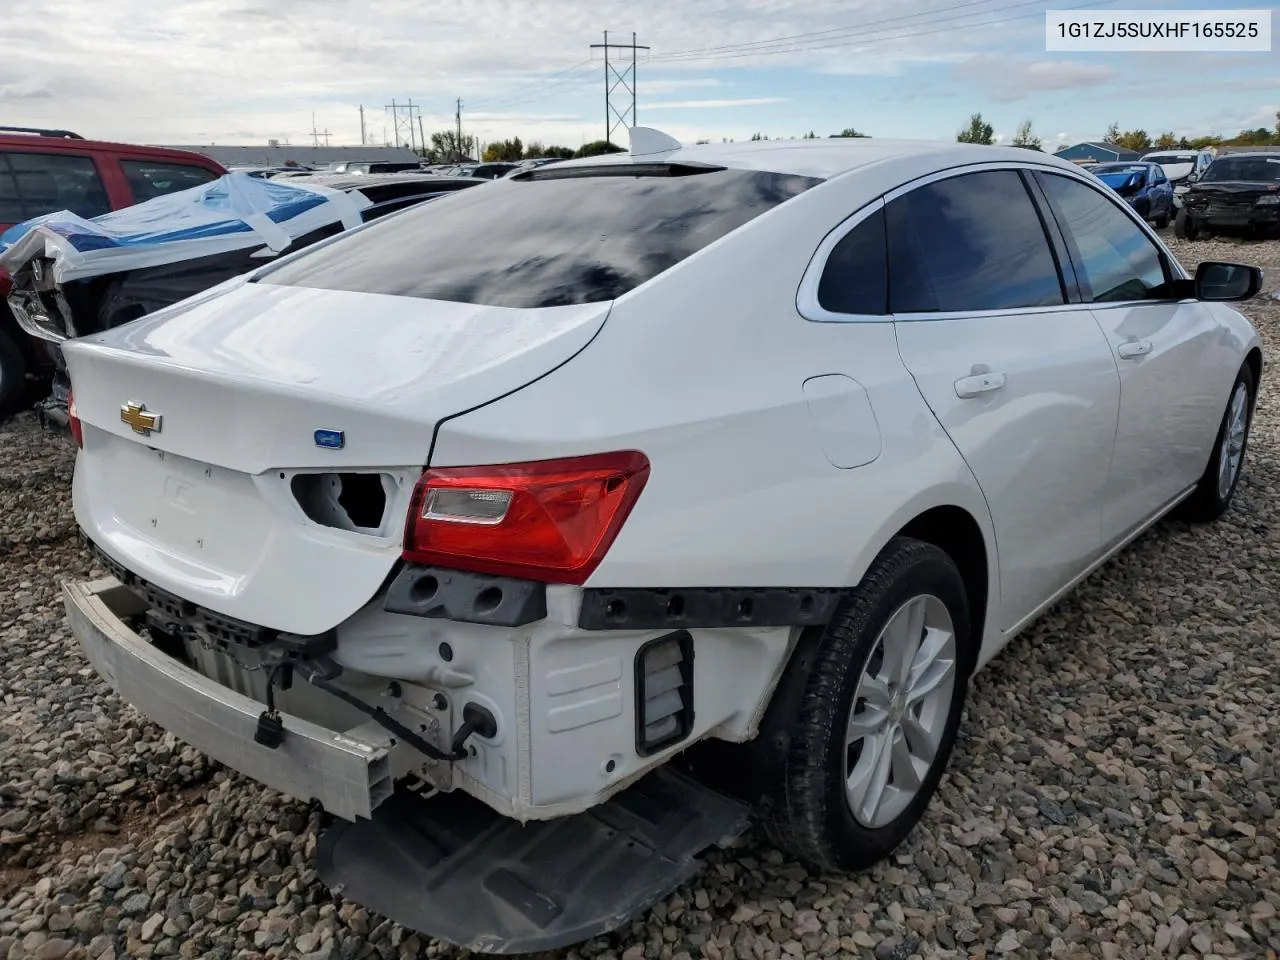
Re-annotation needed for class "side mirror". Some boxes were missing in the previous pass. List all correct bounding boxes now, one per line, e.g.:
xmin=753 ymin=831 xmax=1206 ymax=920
xmin=1195 ymin=261 xmax=1262 ymax=302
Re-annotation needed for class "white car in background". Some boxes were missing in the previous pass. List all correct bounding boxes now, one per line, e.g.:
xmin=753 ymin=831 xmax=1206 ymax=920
xmin=1142 ymin=148 xmax=1216 ymax=208
xmin=60 ymin=130 xmax=1264 ymax=954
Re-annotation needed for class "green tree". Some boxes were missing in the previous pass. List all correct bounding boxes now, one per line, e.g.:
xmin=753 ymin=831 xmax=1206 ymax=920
xmin=750 ymin=132 xmax=770 ymax=141
xmin=803 ymin=130 xmax=817 ymax=139
xmin=1114 ymin=129 xmax=1151 ymax=151
xmin=830 ymin=127 xmax=869 ymax=138
xmin=1105 ymin=122 xmax=1122 ymax=144
xmin=1177 ymin=136 xmax=1191 ymax=149
xmin=1189 ymin=134 xmax=1222 ymax=149
xmin=482 ymin=136 xmax=524 ymax=162
xmin=428 ymin=130 xmax=475 ymax=163
xmin=1011 ymin=120 xmax=1042 ymax=151
xmin=574 ymin=140 xmax=625 ymax=158
xmin=1154 ymin=132 xmax=1178 ymax=150
xmin=957 ymin=113 xmax=994 ymax=145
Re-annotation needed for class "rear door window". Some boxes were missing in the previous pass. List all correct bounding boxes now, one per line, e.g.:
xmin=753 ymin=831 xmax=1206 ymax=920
xmin=0 ymin=151 xmax=111 ymax=221
xmin=884 ymin=169 xmax=1064 ymax=313
xmin=260 ymin=165 xmax=824 ymax=308
xmin=119 ymin=160 xmax=220 ymax=203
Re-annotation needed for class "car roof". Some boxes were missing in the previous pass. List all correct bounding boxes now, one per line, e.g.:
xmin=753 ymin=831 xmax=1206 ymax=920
xmin=0 ymin=130 xmax=223 ymax=166
xmin=547 ymin=137 xmax=1092 ymax=181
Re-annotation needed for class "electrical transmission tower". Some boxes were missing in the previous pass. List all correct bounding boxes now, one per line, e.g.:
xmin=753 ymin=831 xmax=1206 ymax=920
xmin=590 ymin=31 xmax=648 ymax=145
xmin=310 ymin=113 xmax=332 ymax=147
xmin=385 ymin=98 xmax=422 ymax=152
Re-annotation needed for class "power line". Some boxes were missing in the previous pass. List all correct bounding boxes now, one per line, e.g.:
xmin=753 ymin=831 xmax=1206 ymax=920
xmin=466 ymin=59 xmax=595 ymax=111
xmin=651 ymin=0 xmax=1118 ymax=63
xmin=651 ymin=0 xmax=1025 ymax=61
xmin=467 ymin=63 xmax=597 ymax=114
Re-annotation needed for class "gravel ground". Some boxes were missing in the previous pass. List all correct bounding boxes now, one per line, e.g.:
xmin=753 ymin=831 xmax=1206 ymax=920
xmin=1 ymin=234 xmax=1278 ymax=960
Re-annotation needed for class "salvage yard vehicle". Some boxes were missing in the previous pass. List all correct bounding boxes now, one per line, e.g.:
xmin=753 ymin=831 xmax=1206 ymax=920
xmin=1 ymin=172 xmax=483 ymax=419
xmin=1175 ymin=151 xmax=1280 ymax=240
xmin=1140 ymin=148 xmax=1215 ymax=209
xmin=60 ymin=128 xmax=1264 ymax=953
xmin=0 ymin=126 xmax=225 ymax=416
xmin=1089 ymin=160 xmax=1175 ymax=227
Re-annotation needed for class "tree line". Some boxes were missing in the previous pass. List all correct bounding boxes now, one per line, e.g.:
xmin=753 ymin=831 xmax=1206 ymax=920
xmin=956 ymin=111 xmax=1280 ymax=152
xmin=421 ymin=110 xmax=1280 ymax=162
xmin=417 ymin=130 xmax=625 ymax=163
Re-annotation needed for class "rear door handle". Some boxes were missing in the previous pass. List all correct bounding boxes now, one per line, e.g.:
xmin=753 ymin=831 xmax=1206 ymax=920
xmin=954 ymin=371 xmax=1007 ymax=399
xmin=1117 ymin=338 xmax=1153 ymax=359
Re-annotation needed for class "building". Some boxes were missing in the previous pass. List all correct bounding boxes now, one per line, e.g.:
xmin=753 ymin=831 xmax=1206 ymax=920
xmin=1052 ymin=142 xmax=1143 ymax=164
xmin=156 ymin=144 xmax=424 ymax=169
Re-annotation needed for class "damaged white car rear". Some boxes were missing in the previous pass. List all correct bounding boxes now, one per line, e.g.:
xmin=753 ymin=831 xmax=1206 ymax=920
xmin=62 ymin=131 xmax=1264 ymax=953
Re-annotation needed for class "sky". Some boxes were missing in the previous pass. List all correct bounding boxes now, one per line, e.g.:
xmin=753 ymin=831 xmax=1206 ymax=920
xmin=2 ymin=0 xmax=1277 ymax=152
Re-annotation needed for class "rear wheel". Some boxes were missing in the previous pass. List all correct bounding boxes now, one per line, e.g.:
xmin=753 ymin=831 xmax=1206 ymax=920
xmin=1174 ymin=363 xmax=1254 ymax=523
xmin=1174 ymin=208 xmax=1200 ymax=240
xmin=0 ymin=326 xmax=27 ymax=419
xmin=763 ymin=538 xmax=971 ymax=872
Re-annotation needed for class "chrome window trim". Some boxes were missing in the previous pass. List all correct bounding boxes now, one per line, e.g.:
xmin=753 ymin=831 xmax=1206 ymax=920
xmin=795 ymin=197 xmax=888 ymax=324
xmin=798 ymin=159 xmax=1189 ymax=325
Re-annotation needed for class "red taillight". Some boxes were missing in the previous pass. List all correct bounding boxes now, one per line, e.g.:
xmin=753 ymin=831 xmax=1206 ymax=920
xmin=0 ymin=267 xmax=12 ymax=300
xmin=402 ymin=451 xmax=650 ymax=585
xmin=68 ymin=391 xmax=84 ymax=448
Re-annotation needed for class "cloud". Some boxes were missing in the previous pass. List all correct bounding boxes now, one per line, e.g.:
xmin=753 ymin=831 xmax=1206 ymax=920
xmin=0 ymin=80 xmax=53 ymax=101
xmin=954 ymin=56 xmax=1118 ymax=102
xmin=645 ymin=97 xmax=789 ymax=109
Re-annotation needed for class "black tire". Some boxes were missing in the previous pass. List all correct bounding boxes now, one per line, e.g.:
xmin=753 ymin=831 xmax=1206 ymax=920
xmin=0 ymin=326 xmax=27 ymax=419
xmin=1154 ymin=207 xmax=1170 ymax=229
xmin=762 ymin=538 xmax=972 ymax=872
xmin=1173 ymin=362 xmax=1255 ymax=523
xmin=97 ymin=278 xmax=151 ymax=332
xmin=1174 ymin=208 xmax=1199 ymax=240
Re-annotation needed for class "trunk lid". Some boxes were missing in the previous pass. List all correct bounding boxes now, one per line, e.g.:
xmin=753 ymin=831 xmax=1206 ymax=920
xmin=66 ymin=279 xmax=608 ymax=635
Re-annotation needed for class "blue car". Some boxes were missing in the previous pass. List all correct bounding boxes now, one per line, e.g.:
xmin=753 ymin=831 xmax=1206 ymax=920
xmin=1090 ymin=161 xmax=1175 ymax=228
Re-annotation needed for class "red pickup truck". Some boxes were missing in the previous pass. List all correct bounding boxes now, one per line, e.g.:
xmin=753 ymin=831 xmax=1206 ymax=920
xmin=0 ymin=126 xmax=226 ymax=416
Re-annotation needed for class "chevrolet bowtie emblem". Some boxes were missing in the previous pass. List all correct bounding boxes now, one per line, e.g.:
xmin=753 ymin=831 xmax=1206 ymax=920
xmin=120 ymin=401 xmax=162 ymax=436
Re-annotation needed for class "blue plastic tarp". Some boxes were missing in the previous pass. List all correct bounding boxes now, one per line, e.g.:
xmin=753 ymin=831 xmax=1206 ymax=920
xmin=0 ymin=173 xmax=370 ymax=284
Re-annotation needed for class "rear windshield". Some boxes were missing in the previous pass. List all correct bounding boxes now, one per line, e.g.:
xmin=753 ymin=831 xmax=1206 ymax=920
xmin=258 ymin=166 xmax=823 ymax=308
xmin=1201 ymin=157 xmax=1280 ymax=183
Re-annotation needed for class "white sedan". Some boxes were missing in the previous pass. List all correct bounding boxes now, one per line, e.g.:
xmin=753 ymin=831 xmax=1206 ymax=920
xmin=61 ymin=129 xmax=1263 ymax=953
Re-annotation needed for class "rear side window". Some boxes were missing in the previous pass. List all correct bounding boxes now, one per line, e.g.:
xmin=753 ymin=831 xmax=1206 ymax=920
xmin=120 ymin=160 xmax=220 ymax=203
xmin=261 ymin=167 xmax=823 ymax=308
xmin=817 ymin=207 xmax=888 ymax=314
xmin=885 ymin=170 xmax=1064 ymax=313
xmin=0 ymin=152 xmax=111 ymax=221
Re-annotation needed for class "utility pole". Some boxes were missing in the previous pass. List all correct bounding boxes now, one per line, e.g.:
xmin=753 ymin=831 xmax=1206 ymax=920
xmin=590 ymin=31 xmax=648 ymax=145
xmin=456 ymin=98 xmax=464 ymax=161
xmin=359 ymin=105 xmax=366 ymax=146
xmin=417 ymin=114 xmax=427 ymax=158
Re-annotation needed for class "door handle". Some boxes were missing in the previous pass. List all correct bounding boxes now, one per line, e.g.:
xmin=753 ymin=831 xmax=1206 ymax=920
xmin=1117 ymin=338 xmax=1153 ymax=359
xmin=954 ymin=371 xmax=1007 ymax=399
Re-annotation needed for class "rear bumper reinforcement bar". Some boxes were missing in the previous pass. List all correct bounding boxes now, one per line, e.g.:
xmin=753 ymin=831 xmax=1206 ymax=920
xmin=62 ymin=577 xmax=394 ymax=821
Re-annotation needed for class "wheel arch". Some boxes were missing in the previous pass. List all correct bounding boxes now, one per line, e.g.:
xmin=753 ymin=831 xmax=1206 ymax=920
xmin=709 ymin=501 xmax=993 ymax=808
xmin=1244 ymin=346 xmax=1263 ymax=404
